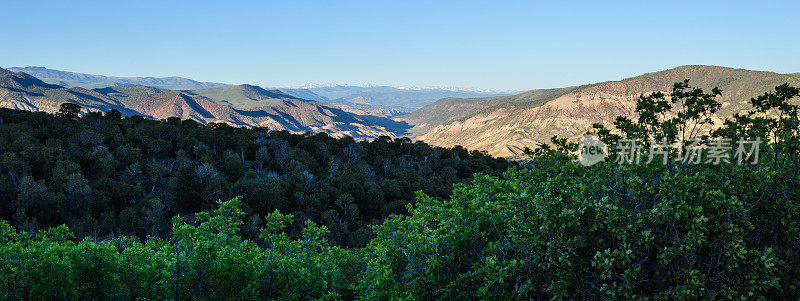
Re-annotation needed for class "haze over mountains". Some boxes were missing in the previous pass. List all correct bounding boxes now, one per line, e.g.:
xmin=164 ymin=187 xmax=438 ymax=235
xmin=4 ymin=65 xmax=798 ymax=157
xmin=9 ymin=67 xmax=506 ymax=116
xmin=8 ymin=67 xmax=230 ymax=90
xmin=292 ymin=84 xmax=510 ymax=110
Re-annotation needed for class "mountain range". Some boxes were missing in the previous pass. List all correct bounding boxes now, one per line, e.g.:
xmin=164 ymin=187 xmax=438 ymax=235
xmin=291 ymin=85 xmax=510 ymax=110
xmin=393 ymin=87 xmax=573 ymax=136
xmin=9 ymin=67 xmax=508 ymax=114
xmin=8 ymin=67 xmax=230 ymax=90
xmin=5 ymin=65 xmax=799 ymax=157
xmin=0 ymin=67 xmax=407 ymax=138
xmin=414 ymin=65 xmax=800 ymax=156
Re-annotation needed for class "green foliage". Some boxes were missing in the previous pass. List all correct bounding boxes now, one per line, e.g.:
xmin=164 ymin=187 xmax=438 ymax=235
xmin=0 ymin=108 xmax=510 ymax=246
xmin=1 ymin=81 xmax=799 ymax=299
xmin=357 ymin=155 xmax=798 ymax=299
xmin=714 ymin=83 xmax=800 ymax=158
xmin=0 ymin=198 xmax=354 ymax=300
xmin=612 ymin=79 xmax=723 ymax=143
xmin=58 ymin=102 xmax=81 ymax=120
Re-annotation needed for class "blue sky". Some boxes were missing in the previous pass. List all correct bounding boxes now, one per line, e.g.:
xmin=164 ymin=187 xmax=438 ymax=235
xmin=2 ymin=0 xmax=798 ymax=91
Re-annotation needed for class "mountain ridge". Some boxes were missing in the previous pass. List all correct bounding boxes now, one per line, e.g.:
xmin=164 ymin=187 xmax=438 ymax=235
xmin=418 ymin=65 xmax=800 ymax=156
xmin=295 ymin=85 xmax=510 ymax=110
xmin=8 ymin=64 xmax=799 ymax=155
xmin=395 ymin=87 xmax=574 ymax=136
xmin=8 ymin=66 xmax=508 ymax=114
xmin=8 ymin=66 xmax=231 ymax=90
xmin=0 ymin=68 xmax=409 ymax=138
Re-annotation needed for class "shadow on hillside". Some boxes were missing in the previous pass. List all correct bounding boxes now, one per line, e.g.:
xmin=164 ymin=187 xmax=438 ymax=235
xmin=234 ymin=105 xmax=413 ymax=138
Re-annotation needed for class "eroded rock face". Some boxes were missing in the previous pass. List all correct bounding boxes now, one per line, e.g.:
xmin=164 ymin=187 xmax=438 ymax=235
xmin=0 ymin=68 xmax=408 ymax=139
xmin=418 ymin=65 xmax=800 ymax=157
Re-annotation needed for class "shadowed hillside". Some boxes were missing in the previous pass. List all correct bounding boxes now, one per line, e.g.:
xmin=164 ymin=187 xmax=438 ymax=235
xmin=300 ymin=85 xmax=510 ymax=110
xmin=0 ymin=68 xmax=410 ymax=138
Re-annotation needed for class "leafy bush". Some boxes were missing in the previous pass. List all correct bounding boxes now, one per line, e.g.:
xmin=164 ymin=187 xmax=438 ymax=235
xmin=1 ymin=81 xmax=799 ymax=299
xmin=0 ymin=198 xmax=355 ymax=300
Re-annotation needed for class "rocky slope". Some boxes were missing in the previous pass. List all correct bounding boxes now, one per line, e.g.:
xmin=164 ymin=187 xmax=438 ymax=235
xmin=395 ymin=87 xmax=571 ymax=136
xmin=7 ymin=67 xmax=509 ymax=121
xmin=418 ymin=65 xmax=800 ymax=156
xmin=0 ymin=68 xmax=407 ymax=138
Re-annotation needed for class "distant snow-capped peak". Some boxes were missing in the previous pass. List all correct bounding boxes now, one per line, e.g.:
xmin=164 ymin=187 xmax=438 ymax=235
xmin=298 ymin=83 xmax=380 ymax=89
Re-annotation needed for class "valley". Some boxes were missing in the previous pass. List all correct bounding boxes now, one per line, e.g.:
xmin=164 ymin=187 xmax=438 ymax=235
xmin=5 ymin=65 xmax=800 ymax=157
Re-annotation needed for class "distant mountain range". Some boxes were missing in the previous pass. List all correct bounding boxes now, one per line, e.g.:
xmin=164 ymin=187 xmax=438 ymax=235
xmin=326 ymin=101 xmax=413 ymax=118
xmin=8 ymin=67 xmax=508 ymax=114
xmin=299 ymin=82 xmax=513 ymax=93
xmin=394 ymin=87 xmax=572 ymax=136
xmin=0 ymin=67 xmax=408 ymax=138
xmin=6 ymin=65 xmax=798 ymax=157
xmin=293 ymin=85 xmax=508 ymax=110
xmin=415 ymin=65 xmax=800 ymax=156
xmin=8 ymin=67 xmax=230 ymax=90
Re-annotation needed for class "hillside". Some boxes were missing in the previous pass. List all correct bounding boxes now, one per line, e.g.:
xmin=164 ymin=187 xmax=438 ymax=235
xmin=2 ymin=97 xmax=799 ymax=299
xmin=185 ymin=84 xmax=410 ymax=137
xmin=0 ymin=68 xmax=133 ymax=114
xmin=301 ymin=85 xmax=510 ymax=110
xmin=189 ymin=84 xmax=306 ymax=108
xmin=329 ymin=101 xmax=412 ymax=118
xmin=0 ymin=68 xmax=408 ymax=138
xmin=7 ymin=66 xmax=230 ymax=90
xmin=0 ymin=106 xmax=510 ymax=247
xmin=277 ymin=88 xmax=331 ymax=102
xmin=418 ymin=65 xmax=800 ymax=156
xmin=395 ymin=87 xmax=572 ymax=136
xmin=8 ymin=67 xmax=512 ymax=113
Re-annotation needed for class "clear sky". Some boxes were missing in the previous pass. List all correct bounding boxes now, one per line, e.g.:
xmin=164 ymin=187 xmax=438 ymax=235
xmin=2 ymin=0 xmax=798 ymax=91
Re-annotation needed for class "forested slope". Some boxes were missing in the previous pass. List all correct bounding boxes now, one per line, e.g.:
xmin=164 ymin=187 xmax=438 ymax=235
xmin=0 ymin=108 xmax=510 ymax=247
xmin=2 ymin=81 xmax=800 ymax=299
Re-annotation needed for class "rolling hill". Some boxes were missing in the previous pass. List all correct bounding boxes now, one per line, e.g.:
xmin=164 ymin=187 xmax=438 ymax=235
xmin=184 ymin=84 xmax=409 ymax=136
xmin=189 ymin=84 xmax=305 ymax=108
xmin=8 ymin=67 xmax=230 ymax=90
xmin=8 ymin=67 xmax=510 ymax=116
xmin=10 ymin=64 xmax=797 ymax=154
xmin=395 ymin=87 xmax=572 ymax=136
xmin=276 ymin=88 xmax=330 ymax=102
xmin=328 ymin=101 xmax=411 ymax=118
xmin=417 ymin=65 xmax=800 ymax=156
xmin=298 ymin=84 xmax=511 ymax=110
xmin=0 ymin=68 xmax=134 ymax=114
xmin=0 ymin=68 xmax=408 ymax=138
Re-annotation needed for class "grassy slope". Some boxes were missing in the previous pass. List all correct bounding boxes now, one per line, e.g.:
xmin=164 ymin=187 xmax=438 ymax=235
xmin=188 ymin=84 xmax=305 ymax=109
